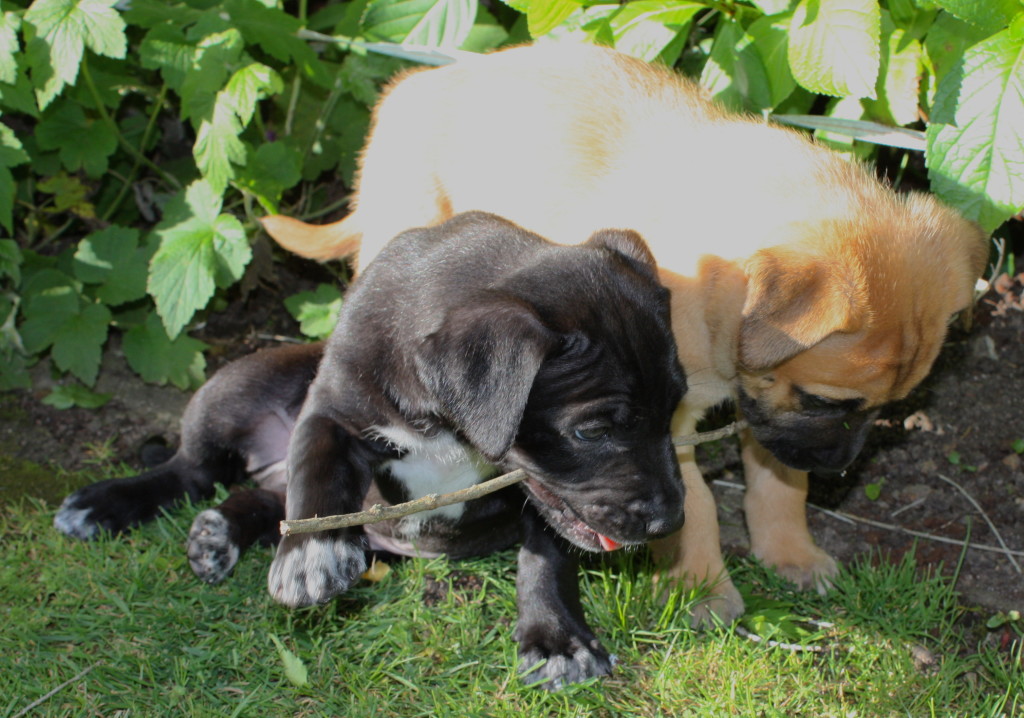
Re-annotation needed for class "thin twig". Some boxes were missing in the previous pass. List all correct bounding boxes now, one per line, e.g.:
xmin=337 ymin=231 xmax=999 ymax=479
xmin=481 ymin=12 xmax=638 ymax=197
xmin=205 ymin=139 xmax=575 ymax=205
xmin=733 ymin=620 xmax=843 ymax=653
xmin=935 ymin=473 xmax=1022 ymax=574
xmin=12 ymin=664 xmax=99 ymax=718
xmin=281 ymin=420 xmax=748 ymax=536
xmin=711 ymin=479 xmax=1024 ymax=559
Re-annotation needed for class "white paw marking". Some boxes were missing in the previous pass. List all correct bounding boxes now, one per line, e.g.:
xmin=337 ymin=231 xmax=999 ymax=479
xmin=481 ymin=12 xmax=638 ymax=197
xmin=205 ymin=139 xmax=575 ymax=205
xmin=267 ymin=536 xmax=367 ymax=608
xmin=53 ymin=499 xmax=97 ymax=539
xmin=187 ymin=509 xmax=239 ymax=584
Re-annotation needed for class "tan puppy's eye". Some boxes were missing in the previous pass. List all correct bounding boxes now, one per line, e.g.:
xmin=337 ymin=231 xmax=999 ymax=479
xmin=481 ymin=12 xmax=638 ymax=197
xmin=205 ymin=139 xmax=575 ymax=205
xmin=797 ymin=389 xmax=865 ymax=413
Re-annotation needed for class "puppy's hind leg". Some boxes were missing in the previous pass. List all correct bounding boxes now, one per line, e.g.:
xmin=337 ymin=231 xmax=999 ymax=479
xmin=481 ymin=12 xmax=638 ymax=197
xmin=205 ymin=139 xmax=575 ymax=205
xmin=514 ymin=505 xmax=613 ymax=691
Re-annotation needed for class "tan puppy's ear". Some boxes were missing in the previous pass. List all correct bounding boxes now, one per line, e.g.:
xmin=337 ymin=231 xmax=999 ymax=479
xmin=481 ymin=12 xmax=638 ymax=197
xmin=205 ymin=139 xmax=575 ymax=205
xmin=738 ymin=248 xmax=867 ymax=372
xmin=260 ymin=215 xmax=360 ymax=262
xmin=584 ymin=228 xmax=657 ymax=273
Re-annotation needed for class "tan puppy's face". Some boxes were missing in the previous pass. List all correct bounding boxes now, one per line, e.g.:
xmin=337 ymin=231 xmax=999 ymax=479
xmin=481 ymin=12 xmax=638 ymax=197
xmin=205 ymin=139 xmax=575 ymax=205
xmin=732 ymin=202 xmax=989 ymax=473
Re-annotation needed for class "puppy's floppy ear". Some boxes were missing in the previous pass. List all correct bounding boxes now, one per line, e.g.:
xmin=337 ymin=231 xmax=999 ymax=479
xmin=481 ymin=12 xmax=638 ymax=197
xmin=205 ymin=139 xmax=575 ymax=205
xmin=584 ymin=228 xmax=658 ymax=275
xmin=739 ymin=248 xmax=868 ymax=371
xmin=416 ymin=294 xmax=559 ymax=461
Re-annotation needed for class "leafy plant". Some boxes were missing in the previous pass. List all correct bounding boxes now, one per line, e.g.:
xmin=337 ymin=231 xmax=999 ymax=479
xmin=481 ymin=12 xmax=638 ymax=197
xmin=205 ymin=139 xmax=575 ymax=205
xmin=1 ymin=0 xmax=1022 ymax=397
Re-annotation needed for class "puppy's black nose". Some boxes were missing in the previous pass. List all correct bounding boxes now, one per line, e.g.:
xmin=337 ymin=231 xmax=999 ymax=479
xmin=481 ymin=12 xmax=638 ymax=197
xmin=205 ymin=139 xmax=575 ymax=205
xmin=645 ymin=515 xmax=682 ymax=539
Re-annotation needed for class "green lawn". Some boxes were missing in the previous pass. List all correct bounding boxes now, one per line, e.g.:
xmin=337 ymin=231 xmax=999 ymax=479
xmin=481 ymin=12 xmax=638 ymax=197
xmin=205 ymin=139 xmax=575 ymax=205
xmin=2 ymin=469 xmax=1020 ymax=717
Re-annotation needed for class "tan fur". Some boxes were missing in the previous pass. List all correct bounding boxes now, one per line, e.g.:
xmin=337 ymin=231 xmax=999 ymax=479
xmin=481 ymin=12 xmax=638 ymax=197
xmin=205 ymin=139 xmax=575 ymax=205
xmin=263 ymin=43 xmax=989 ymax=624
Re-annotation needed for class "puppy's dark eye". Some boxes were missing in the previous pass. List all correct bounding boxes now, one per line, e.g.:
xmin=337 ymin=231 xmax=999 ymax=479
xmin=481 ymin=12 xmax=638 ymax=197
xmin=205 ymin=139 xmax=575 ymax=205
xmin=574 ymin=424 xmax=610 ymax=441
xmin=798 ymin=390 xmax=863 ymax=413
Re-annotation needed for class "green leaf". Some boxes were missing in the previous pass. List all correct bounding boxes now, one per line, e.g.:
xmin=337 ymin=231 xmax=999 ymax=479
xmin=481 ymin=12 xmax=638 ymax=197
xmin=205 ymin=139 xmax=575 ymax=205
xmin=460 ymin=5 xmax=509 ymax=52
xmin=750 ymin=0 xmax=793 ymax=14
xmin=284 ymin=284 xmax=343 ymax=340
xmin=139 ymin=24 xmax=196 ymax=92
xmin=269 ymin=635 xmax=309 ymax=688
xmin=122 ymin=312 xmax=207 ymax=390
xmin=788 ymin=0 xmax=881 ymax=99
xmin=702 ymin=18 xmax=774 ymax=112
xmin=1011 ymin=437 xmax=1024 ymax=454
xmin=36 ymin=100 xmax=118 ymax=176
xmin=36 ymin=172 xmax=96 ymax=218
xmin=19 ymin=269 xmax=81 ymax=355
xmin=42 ymin=382 xmax=112 ymax=409
xmin=932 ymin=0 xmax=1021 ymax=33
xmin=0 ymin=167 xmax=11 ymax=233
xmin=926 ymin=19 xmax=1024 ymax=233
xmin=0 ymin=12 xmax=21 ymax=85
xmin=604 ymin=0 xmax=702 ymax=62
xmin=236 ymin=142 xmax=303 ymax=213
xmin=223 ymin=63 xmax=284 ymax=126
xmin=51 ymin=301 xmax=110 ymax=385
xmin=873 ymin=15 xmax=923 ymax=125
xmin=924 ymin=11 xmax=991 ymax=94
xmin=74 ymin=226 xmax=151 ymax=306
xmin=24 ymin=0 xmax=127 ymax=109
xmin=526 ymin=0 xmax=580 ymax=37
xmin=363 ymin=0 xmax=480 ymax=47
xmin=148 ymin=181 xmax=251 ymax=339
xmin=0 ymin=239 xmax=21 ymax=284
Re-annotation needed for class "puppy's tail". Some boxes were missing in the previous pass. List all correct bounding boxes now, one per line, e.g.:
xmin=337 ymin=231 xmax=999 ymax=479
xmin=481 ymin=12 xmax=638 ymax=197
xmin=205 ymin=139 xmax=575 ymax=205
xmin=261 ymin=214 xmax=361 ymax=263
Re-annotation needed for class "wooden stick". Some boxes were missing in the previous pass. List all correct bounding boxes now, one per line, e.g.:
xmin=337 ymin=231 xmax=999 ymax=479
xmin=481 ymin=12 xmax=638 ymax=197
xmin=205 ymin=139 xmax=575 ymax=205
xmin=280 ymin=419 xmax=748 ymax=536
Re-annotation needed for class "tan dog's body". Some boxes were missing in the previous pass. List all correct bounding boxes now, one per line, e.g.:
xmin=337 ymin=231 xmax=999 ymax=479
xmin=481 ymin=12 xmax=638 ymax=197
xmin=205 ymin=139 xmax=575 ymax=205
xmin=264 ymin=43 xmax=989 ymax=623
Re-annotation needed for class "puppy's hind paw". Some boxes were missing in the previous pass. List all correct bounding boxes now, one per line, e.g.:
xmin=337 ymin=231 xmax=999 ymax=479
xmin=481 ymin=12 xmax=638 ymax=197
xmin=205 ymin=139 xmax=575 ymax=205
xmin=518 ymin=638 xmax=614 ymax=691
xmin=187 ymin=509 xmax=240 ymax=584
xmin=267 ymin=534 xmax=367 ymax=608
xmin=53 ymin=494 xmax=102 ymax=540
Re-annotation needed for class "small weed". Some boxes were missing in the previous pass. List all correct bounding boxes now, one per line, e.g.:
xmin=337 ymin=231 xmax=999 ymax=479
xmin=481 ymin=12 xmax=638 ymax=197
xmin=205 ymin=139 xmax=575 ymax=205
xmin=864 ymin=476 xmax=886 ymax=501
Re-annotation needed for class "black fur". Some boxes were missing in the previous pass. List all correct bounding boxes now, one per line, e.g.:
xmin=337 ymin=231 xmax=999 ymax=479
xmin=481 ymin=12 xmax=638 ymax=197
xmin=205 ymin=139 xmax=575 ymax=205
xmin=55 ymin=212 xmax=686 ymax=690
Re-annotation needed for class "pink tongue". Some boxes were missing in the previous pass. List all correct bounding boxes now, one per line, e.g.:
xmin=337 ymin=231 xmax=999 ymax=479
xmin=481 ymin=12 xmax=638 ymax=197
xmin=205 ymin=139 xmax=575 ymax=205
xmin=597 ymin=534 xmax=621 ymax=552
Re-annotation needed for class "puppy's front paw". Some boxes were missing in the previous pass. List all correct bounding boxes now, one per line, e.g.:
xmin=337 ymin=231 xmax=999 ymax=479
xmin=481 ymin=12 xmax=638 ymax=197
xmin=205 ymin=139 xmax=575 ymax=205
xmin=517 ymin=633 xmax=613 ymax=690
xmin=267 ymin=534 xmax=367 ymax=608
xmin=687 ymin=579 xmax=746 ymax=629
xmin=759 ymin=545 xmax=838 ymax=595
xmin=187 ymin=509 xmax=240 ymax=584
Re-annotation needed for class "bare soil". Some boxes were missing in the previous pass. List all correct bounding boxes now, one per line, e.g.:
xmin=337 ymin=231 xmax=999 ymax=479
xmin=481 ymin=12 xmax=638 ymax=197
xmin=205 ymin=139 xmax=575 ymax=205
xmin=2 ymin=255 xmax=1021 ymax=641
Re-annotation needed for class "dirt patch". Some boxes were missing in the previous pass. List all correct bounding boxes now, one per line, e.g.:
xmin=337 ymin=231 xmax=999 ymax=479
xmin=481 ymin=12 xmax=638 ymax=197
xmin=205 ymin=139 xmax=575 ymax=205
xmin=2 ymin=257 xmax=1021 ymax=626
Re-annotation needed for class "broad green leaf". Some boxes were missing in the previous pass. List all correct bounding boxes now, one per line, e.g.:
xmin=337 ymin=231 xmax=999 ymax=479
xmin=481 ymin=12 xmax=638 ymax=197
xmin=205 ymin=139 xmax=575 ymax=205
xmin=748 ymin=13 xmax=797 ymax=108
xmin=750 ymin=0 xmax=793 ymax=14
xmin=0 ymin=350 xmax=31 ymax=390
xmin=139 ymin=24 xmax=196 ymax=91
xmin=24 ymin=0 xmax=127 ymax=109
xmin=42 ymin=382 xmax=112 ymax=409
xmin=874 ymin=16 xmax=922 ymax=125
xmin=0 ymin=12 xmax=21 ymax=84
xmin=74 ymin=226 xmax=151 ymax=306
xmin=179 ymin=30 xmax=244 ymax=124
xmin=527 ymin=0 xmax=580 ymax=37
xmin=285 ymin=284 xmax=344 ymax=340
xmin=0 ymin=167 xmax=11 ymax=233
xmin=122 ymin=312 xmax=207 ymax=390
xmin=788 ymin=0 xmax=880 ymax=99
xmin=924 ymin=11 xmax=990 ymax=92
xmin=926 ymin=19 xmax=1024 ymax=232
xmin=338 ymin=51 xmax=407 ymax=107
xmin=363 ymin=0 xmax=479 ymax=48
xmin=605 ymin=0 xmax=702 ymax=62
xmin=223 ymin=63 xmax=283 ymax=126
xmin=236 ymin=142 xmax=304 ymax=213
xmin=701 ymin=18 xmax=773 ymax=112
xmin=225 ymin=0 xmax=331 ymax=87
xmin=269 ymin=635 xmax=309 ymax=688
xmin=36 ymin=172 xmax=96 ymax=218
xmin=36 ymin=100 xmax=118 ymax=176
xmin=193 ymin=59 xmax=280 ymax=193
xmin=49 ymin=301 xmax=110 ymax=385
xmin=148 ymin=181 xmax=251 ymax=338
xmin=932 ymin=0 xmax=1020 ymax=33
xmin=0 ymin=239 xmax=21 ymax=284
xmin=0 ymin=57 xmax=40 ymax=117
xmin=460 ymin=5 xmax=509 ymax=52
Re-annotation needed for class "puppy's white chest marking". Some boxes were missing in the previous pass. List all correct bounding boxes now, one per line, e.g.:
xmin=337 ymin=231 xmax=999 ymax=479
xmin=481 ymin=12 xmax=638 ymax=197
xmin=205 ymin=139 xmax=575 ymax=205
xmin=371 ymin=426 xmax=495 ymax=533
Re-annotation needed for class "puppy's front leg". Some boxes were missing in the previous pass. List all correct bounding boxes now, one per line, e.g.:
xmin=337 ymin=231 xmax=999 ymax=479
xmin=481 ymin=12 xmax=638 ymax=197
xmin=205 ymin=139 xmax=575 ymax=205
xmin=268 ymin=414 xmax=371 ymax=607
xmin=515 ymin=505 xmax=612 ymax=690
xmin=741 ymin=429 xmax=837 ymax=593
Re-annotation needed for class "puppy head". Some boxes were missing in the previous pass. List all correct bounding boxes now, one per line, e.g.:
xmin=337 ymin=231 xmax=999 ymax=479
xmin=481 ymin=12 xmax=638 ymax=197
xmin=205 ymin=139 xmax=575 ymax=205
xmin=418 ymin=227 xmax=686 ymax=552
xmin=736 ymin=195 xmax=989 ymax=473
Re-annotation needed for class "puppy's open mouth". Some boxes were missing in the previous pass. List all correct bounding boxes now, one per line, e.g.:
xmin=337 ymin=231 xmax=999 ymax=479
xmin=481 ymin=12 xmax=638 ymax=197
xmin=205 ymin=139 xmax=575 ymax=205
xmin=523 ymin=478 xmax=625 ymax=553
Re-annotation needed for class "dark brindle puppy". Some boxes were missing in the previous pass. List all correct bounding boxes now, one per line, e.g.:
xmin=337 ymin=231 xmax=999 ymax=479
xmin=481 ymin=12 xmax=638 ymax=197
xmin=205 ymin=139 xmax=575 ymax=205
xmin=54 ymin=211 xmax=686 ymax=690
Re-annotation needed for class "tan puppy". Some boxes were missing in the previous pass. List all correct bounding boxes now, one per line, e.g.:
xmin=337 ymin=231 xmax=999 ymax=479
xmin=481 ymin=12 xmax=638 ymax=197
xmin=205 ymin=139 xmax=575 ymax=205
xmin=263 ymin=43 xmax=989 ymax=624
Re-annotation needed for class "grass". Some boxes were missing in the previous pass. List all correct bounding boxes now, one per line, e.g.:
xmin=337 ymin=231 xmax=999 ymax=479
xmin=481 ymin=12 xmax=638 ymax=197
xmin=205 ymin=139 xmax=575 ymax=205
xmin=2 ymin=469 xmax=1021 ymax=717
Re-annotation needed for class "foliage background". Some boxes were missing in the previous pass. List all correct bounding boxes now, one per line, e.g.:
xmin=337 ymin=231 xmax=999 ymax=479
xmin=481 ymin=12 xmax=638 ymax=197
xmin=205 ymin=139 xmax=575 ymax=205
xmin=1 ymin=0 xmax=1022 ymax=400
